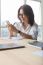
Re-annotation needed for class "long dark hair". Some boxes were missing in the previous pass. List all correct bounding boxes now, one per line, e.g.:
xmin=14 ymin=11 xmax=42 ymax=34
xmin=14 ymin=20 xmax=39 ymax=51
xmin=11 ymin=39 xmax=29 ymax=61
xmin=18 ymin=4 xmax=34 ymax=26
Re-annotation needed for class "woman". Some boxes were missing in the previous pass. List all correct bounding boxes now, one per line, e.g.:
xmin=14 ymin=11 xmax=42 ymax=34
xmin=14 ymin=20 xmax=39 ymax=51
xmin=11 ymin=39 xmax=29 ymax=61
xmin=7 ymin=4 xmax=38 ymax=40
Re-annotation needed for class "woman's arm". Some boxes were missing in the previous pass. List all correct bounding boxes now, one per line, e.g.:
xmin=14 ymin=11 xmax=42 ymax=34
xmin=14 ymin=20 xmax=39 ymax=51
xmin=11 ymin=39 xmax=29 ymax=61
xmin=18 ymin=30 xmax=33 ymax=39
xmin=7 ymin=24 xmax=33 ymax=39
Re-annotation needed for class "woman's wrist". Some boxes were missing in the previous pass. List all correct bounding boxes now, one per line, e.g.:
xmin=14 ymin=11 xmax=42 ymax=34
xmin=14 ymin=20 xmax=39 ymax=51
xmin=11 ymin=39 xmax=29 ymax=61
xmin=18 ymin=30 xmax=21 ymax=33
xmin=18 ymin=30 xmax=23 ymax=36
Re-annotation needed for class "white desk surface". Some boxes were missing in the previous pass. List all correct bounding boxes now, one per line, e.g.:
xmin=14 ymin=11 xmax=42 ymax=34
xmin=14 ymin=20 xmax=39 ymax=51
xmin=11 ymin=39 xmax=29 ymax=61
xmin=0 ymin=37 xmax=43 ymax=65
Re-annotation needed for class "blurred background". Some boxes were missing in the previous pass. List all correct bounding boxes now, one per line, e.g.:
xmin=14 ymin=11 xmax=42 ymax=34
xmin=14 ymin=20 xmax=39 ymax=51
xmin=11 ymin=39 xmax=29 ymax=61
xmin=0 ymin=0 xmax=43 ymax=41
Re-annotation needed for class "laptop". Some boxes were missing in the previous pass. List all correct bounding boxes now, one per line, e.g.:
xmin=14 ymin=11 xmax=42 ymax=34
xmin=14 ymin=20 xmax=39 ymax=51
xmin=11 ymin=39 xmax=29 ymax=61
xmin=0 ymin=43 xmax=25 ymax=51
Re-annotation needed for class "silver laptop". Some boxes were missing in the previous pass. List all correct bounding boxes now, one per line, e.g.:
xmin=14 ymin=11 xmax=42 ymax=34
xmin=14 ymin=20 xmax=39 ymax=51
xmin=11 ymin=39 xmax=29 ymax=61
xmin=0 ymin=43 xmax=25 ymax=51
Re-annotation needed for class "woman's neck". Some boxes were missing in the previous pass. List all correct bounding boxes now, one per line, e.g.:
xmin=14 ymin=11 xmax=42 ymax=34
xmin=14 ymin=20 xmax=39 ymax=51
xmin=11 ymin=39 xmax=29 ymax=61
xmin=22 ymin=22 xmax=29 ymax=29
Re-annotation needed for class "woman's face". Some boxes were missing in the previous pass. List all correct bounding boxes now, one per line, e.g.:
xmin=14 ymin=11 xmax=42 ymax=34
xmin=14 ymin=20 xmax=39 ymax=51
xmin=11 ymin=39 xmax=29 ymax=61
xmin=19 ymin=9 xmax=29 ymax=24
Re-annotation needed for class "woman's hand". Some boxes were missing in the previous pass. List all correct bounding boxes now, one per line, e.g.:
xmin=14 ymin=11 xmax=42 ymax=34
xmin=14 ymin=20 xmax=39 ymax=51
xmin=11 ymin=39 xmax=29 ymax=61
xmin=7 ymin=23 xmax=19 ymax=32
xmin=7 ymin=23 xmax=18 ymax=37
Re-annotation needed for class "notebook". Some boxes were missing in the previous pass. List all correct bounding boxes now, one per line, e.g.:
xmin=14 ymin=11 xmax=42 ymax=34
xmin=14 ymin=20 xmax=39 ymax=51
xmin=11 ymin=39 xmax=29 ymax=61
xmin=28 ymin=41 xmax=43 ymax=50
xmin=0 ymin=43 xmax=25 ymax=51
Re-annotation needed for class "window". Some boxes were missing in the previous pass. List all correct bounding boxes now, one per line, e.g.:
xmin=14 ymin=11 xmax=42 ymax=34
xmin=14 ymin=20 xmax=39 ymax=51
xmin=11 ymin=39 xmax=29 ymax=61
xmin=1 ymin=0 xmax=24 ymax=37
xmin=1 ymin=0 xmax=24 ymax=25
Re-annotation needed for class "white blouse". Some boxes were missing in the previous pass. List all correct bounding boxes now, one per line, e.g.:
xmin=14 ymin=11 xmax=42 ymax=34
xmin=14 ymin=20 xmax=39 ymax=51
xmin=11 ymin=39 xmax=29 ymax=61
xmin=14 ymin=22 xmax=38 ymax=40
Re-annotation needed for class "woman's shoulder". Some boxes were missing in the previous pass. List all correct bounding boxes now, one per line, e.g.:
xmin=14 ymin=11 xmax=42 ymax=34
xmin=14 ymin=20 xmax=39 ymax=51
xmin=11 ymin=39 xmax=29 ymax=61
xmin=32 ymin=22 xmax=38 ymax=28
xmin=31 ymin=22 xmax=38 ymax=31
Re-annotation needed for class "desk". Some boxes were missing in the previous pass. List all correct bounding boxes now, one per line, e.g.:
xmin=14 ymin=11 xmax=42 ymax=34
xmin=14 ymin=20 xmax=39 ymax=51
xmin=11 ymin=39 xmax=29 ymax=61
xmin=0 ymin=37 xmax=43 ymax=65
